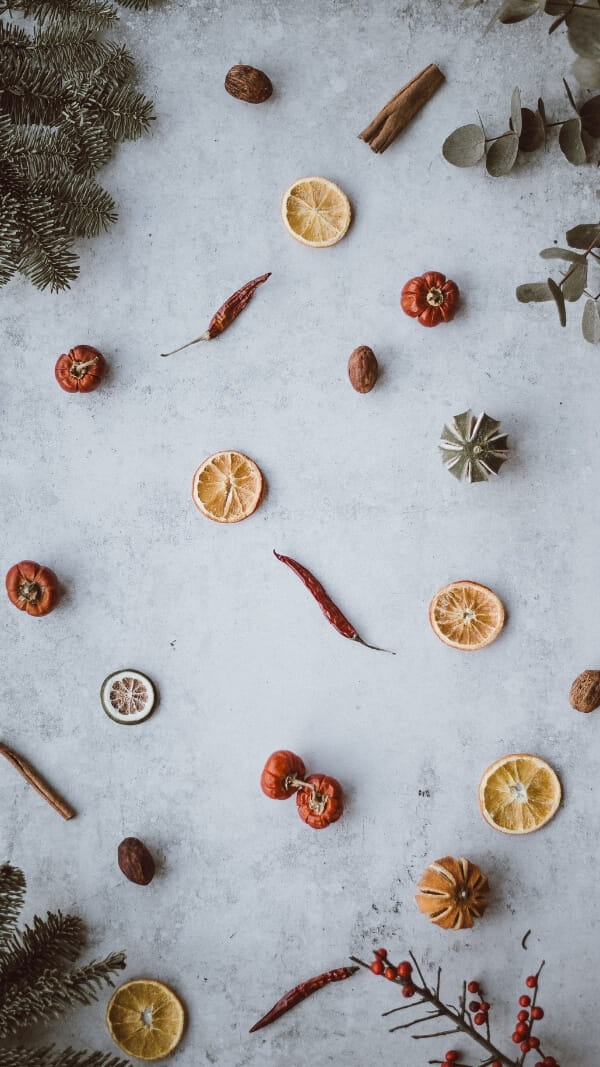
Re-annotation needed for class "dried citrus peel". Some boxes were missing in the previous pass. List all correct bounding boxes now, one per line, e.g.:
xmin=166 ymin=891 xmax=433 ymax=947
xmin=479 ymin=754 xmax=561 ymax=835
xmin=106 ymin=978 xmax=185 ymax=1061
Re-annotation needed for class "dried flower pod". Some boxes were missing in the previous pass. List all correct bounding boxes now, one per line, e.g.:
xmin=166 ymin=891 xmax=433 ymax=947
xmin=225 ymin=65 xmax=273 ymax=104
xmin=569 ymin=669 xmax=600 ymax=713
xmin=439 ymin=410 xmax=509 ymax=483
xmin=118 ymin=837 xmax=155 ymax=885
xmin=348 ymin=346 xmax=378 ymax=393
xmin=415 ymin=856 xmax=489 ymax=930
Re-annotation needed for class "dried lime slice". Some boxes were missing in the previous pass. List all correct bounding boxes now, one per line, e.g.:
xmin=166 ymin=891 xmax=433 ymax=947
xmin=101 ymin=669 xmax=156 ymax=725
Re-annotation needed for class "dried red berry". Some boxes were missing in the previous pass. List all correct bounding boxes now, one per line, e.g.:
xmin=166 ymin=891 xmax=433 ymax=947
xmin=445 ymin=1054 xmax=459 ymax=1064
xmin=531 ymin=1006 xmax=544 ymax=1020
xmin=543 ymin=1059 xmax=556 ymax=1066
xmin=397 ymin=961 xmax=412 ymax=979
xmin=474 ymin=1012 xmax=487 ymax=1026
xmin=370 ymin=960 xmax=384 ymax=975
xmin=384 ymin=966 xmax=397 ymax=981
xmin=526 ymin=975 xmax=538 ymax=988
xmin=469 ymin=1000 xmax=481 ymax=1012
xmin=374 ymin=948 xmax=388 ymax=958
xmin=467 ymin=981 xmax=479 ymax=994
xmin=529 ymin=1036 xmax=540 ymax=1049
xmin=516 ymin=1022 xmax=529 ymax=1038
xmin=518 ymin=1009 xmax=529 ymax=1021
xmin=521 ymin=1041 xmax=531 ymax=1053
xmin=480 ymin=1001 xmax=490 ymax=1012
xmin=402 ymin=984 xmax=416 ymax=998
xmin=519 ymin=994 xmax=531 ymax=1007
xmin=512 ymin=1032 xmax=522 ymax=1043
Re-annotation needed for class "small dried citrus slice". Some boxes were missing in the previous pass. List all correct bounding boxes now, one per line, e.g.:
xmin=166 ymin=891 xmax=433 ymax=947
xmin=479 ymin=754 xmax=561 ymax=835
xmin=281 ymin=176 xmax=351 ymax=248
xmin=101 ymin=670 xmax=156 ymax=725
xmin=106 ymin=978 xmax=185 ymax=1061
xmin=192 ymin=450 xmax=263 ymax=523
xmin=429 ymin=580 xmax=504 ymax=651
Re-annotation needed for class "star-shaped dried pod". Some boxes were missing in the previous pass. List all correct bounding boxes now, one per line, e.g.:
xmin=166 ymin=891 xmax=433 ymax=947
xmin=439 ymin=410 xmax=509 ymax=483
xmin=415 ymin=856 xmax=489 ymax=930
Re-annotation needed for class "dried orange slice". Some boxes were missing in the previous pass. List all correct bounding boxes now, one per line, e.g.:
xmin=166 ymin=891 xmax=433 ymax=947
xmin=100 ymin=669 xmax=156 ymax=725
xmin=281 ymin=176 xmax=351 ymax=248
xmin=106 ymin=978 xmax=185 ymax=1060
xmin=479 ymin=754 xmax=561 ymax=835
xmin=192 ymin=450 xmax=263 ymax=523
xmin=429 ymin=580 xmax=504 ymax=651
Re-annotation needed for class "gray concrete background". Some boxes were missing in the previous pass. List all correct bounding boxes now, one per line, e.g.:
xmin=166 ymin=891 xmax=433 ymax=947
xmin=1 ymin=1 xmax=598 ymax=1063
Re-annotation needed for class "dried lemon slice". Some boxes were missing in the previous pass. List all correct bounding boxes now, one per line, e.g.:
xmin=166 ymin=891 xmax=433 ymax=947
xmin=479 ymin=754 xmax=561 ymax=835
xmin=192 ymin=450 xmax=263 ymax=523
xmin=429 ymin=580 xmax=504 ymax=651
xmin=101 ymin=670 xmax=156 ymax=725
xmin=281 ymin=176 xmax=351 ymax=248
xmin=106 ymin=978 xmax=185 ymax=1060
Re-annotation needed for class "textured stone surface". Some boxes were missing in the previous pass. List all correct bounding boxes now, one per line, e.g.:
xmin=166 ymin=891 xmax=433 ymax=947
xmin=1 ymin=1 xmax=598 ymax=1063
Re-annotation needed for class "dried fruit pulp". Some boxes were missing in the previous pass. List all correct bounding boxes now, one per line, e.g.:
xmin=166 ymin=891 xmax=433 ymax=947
xmin=100 ymin=669 xmax=156 ymax=725
xmin=281 ymin=177 xmax=351 ymax=248
xmin=479 ymin=754 xmax=561 ymax=835
xmin=192 ymin=450 xmax=263 ymax=523
xmin=429 ymin=580 xmax=504 ymax=651
xmin=106 ymin=979 xmax=184 ymax=1060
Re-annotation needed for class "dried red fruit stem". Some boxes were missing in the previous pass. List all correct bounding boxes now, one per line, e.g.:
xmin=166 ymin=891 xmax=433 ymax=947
xmin=249 ymin=965 xmax=359 ymax=1033
xmin=273 ymin=550 xmax=394 ymax=653
xmin=0 ymin=743 xmax=75 ymax=820
xmin=160 ymin=272 xmax=271 ymax=356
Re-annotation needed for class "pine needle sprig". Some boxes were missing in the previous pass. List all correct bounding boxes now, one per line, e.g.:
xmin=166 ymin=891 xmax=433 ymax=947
xmin=0 ymin=865 xmax=25 ymax=948
xmin=36 ymin=174 xmax=117 ymax=237
xmin=0 ymin=1 xmax=119 ymax=31
xmin=0 ymin=912 xmax=86 ymax=988
xmin=0 ymin=1046 xmax=131 ymax=1066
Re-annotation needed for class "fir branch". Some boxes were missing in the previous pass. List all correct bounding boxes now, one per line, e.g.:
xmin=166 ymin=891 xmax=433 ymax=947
xmin=8 ymin=124 xmax=77 ymax=182
xmin=0 ymin=951 xmax=126 ymax=1037
xmin=0 ymin=912 xmax=85 ymax=987
xmin=59 ymin=108 xmax=113 ymax=175
xmin=0 ymin=58 xmax=65 ymax=126
xmin=0 ymin=865 xmax=25 ymax=949
xmin=82 ymin=82 xmax=155 ymax=140
xmin=0 ymin=1047 xmax=131 ymax=1067
xmin=118 ymin=0 xmax=154 ymax=9
xmin=18 ymin=194 xmax=79 ymax=290
xmin=0 ymin=1 xmax=118 ymax=30
xmin=36 ymin=174 xmax=118 ymax=236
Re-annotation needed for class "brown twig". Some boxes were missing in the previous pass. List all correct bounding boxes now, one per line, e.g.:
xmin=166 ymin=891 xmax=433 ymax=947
xmin=359 ymin=64 xmax=445 ymax=153
xmin=0 ymin=742 xmax=75 ymax=820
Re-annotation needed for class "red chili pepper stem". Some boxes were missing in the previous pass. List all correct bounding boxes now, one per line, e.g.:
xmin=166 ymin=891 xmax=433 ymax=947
xmin=352 ymin=634 xmax=396 ymax=655
xmin=160 ymin=331 xmax=210 ymax=357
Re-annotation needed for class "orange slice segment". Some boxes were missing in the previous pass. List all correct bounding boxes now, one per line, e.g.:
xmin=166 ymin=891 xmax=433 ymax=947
xmin=281 ymin=176 xmax=351 ymax=248
xmin=429 ymin=580 xmax=504 ymax=651
xmin=106 ymin=978 xmax=185 ymax=1060
xmin=192 ymin=450 xmax=263 ymax=523
xmin=479 ymin=754 xmax=561 ymax=835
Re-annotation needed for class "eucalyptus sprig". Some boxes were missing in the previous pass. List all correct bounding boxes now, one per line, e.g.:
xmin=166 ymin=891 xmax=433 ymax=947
xmin=443 ymin=82 xmax=600 ymax=175
xmin=517 ymin=200 xmax=600 ymax=342
xmin=461 ymin=0 xmax=600 ymax=90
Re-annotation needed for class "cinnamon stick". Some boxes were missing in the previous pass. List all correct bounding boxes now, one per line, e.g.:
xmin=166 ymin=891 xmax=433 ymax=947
xmin=0 ymin=742 xmax=75 ymax=820
xmin=359 ymin=64 xmax=445 ymax=153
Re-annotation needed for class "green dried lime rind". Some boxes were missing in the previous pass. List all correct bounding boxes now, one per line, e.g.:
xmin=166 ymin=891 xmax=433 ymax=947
xmin=572 ymin=58 xmax=600 ymax=89
xmin=510 ymin=88 xmax=523 ymax=135
xmin=579 ymin=95 xmax=600 ymax=137
xmin=566 ymin=223 xmax=600 ymax=248
xmin=439 ymin=410 xmax=509 ymax=484
xmin=519 ymin=108 xmax=545 ymax=151
xmin=442 ymin=124 xmax=486 ymax=166
xmin=547 ymin=277 xmax=567 ymax=325
xmin=562 ymin=262 xmax=588 ymax=301
xmin=567 ymin=8 xmax=600 ymax=59
xmin=559 ymin=116 xmax=587 ymax=164
xmin=486 ymin=131 xmax=519 ymax=175
xmin=516 ymin=282 xmax=553 ymax=301
xmin=582 ymin=298 xmax=600 ymax=342
xmin=539 ymin=248 xmax=586 ymax=262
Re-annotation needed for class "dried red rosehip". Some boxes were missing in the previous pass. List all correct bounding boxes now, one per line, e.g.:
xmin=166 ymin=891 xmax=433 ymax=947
xmin=370 ymin=960 xmax=384 ymax=975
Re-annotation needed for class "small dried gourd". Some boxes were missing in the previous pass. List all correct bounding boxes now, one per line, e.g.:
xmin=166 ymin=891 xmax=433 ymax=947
xmin=260 ymin=750 xmax=306 ymax=799
xmin=296 ymin=773 xmax=344 ymax=830
xmin=415 ymin=856 xmax=489 ymax=930
xmin=439 ymin=410 xmax=509 ymax=483
xmin=5 ymin=561 xmax=59 ymax=616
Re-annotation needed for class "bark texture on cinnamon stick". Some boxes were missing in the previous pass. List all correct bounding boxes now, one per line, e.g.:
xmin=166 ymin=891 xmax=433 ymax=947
xmin=0 ymin=742 xmax=75 ymax=819
xmin=359 ymin=64 xmax=445 ymax=153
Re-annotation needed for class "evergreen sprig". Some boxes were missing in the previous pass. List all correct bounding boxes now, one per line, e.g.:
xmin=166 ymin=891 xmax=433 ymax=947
xmin=0 ymin=863 xmax=130 ymax=1067
xmin=0 ymin=0 xmax=156 ymax=290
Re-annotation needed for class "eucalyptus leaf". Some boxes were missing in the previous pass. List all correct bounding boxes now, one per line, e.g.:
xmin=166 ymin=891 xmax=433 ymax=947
xmin=510 ymin=87 xmax=522 ymax=135
xmin=537 ymin=96 xmax=546 ymax=127
xmin=567 ymin=8 xmax=600 ymax=60
xmin=548 ymin=10 xmax=569 ymax=33
xmin=539 ymin=247 xmax=587 ymax=262
xmin=562 ymin=261 xmax=588 ymax=301
xmin=442 ymin=124 xmax=486 ymax=166
xmin=566 ymin=223 xmax=600 ymax=248
xmin=519 ymin=108 xmax=545 ymax=151
xmin=562 ymin=77 xmax=578 ymax=112
xmin=486 ymin=132 xmax=519 ymax=176
xmin=544 ymin=0 xmax=571 ymax=12
xmin=547 ymin=277 xmax=567 ymax=325
xmin=496 ymin=0 xmax=540 ymax=22
xmin=572 ymin=57 xmax=600 ymax=89
xmin=516 ymin=282 xmax=553 ymax=302
xmin=582 ymin=298 xmax=600 ymax=342
xmin=559 ymin=116 xmax=587 ymax=164
xmin=579 ymin=95 xmax=600 ymax=137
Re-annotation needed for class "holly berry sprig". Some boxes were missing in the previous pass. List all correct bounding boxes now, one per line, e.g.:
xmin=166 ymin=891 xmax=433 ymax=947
xmin=350 ymin=949 xmax=561 ymax=1067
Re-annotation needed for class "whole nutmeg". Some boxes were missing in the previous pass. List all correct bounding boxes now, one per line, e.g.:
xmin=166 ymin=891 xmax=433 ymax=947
xmin=225 ymin=65 xmax=273 ymax=104
xmin=118 ymin=837 xmax=155 ymax=885
xmin=348 ymin=345 xmax=378 ymax=393
xmin=569 ymin=669 xmax=600 ymax=713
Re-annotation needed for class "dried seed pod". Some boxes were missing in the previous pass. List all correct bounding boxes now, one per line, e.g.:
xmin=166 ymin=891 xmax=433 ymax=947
xmin=225 ymin=65 xmax=273 ymax=104
xmin=348 ymin=345 xmax=378 ymax=393
xmin=569 ymin=669 xmax=600 ymax=713
xmin=415 ymin=856 xmax=489 ymax=930
xmin=118 ymin=837 xmax=155 ymax=885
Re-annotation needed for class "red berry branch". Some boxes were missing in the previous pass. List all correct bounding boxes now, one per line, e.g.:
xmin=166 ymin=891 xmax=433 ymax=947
xmin=350 ymin=949 xmax=561 ymax=1067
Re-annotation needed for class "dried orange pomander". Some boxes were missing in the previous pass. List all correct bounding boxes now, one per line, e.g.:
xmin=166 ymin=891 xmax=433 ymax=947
xmin=401 ymin=271 xmax=459 ymax=327
xmin=415 ymin=856 xmax=489 ymax=930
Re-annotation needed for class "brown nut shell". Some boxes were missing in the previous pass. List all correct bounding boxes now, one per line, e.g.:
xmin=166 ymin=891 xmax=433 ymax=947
xmin=348 ymin=345 xmax=378 ymax=393
xmin=569 ymin=669 xmax=600 ymax=713
xmin=118 ymin=837 xmax=155 ymax=885
xmin=225 ymin=65 xmax=273 ymax=104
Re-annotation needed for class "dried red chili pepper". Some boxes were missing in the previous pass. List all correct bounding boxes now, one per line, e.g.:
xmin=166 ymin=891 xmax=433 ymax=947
xmin=273 ymin=550 xmax=395 ymax=654
xmin=249 ymin=965 xmax=359 ymax=1033
xmin=160 ymin=272 xmax=271 ymax=356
